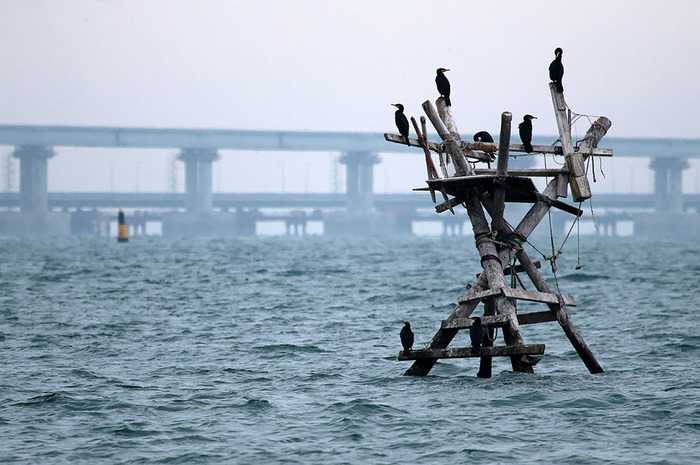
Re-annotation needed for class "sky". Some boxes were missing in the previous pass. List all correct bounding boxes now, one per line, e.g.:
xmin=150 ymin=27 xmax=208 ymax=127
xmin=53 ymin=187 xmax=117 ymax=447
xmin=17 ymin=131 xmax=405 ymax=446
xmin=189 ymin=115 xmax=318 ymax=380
xmin=1 ymin=0 xmax=699 ymax=194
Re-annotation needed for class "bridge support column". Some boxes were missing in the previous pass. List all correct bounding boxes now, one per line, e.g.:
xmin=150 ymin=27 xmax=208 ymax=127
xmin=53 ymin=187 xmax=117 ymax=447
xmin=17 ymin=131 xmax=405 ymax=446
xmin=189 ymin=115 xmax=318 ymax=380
xmin=0 ymin=145 xmax=69 ymax=236
xmin=649 ymin=157 xmax=688 ymax=214
xmin=14 ymin=145 xmax=55 ymax=212
xmin=178 ymin=148 xmax=220 ymax=213
xmin=339 ymin=151 xmax=379 ymax=212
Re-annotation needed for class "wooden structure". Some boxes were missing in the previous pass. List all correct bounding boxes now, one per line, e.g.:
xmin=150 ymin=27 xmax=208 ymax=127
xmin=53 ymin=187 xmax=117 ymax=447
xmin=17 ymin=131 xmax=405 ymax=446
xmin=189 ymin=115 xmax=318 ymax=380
xmin=384 ymin=83 xmax=611 ymax=377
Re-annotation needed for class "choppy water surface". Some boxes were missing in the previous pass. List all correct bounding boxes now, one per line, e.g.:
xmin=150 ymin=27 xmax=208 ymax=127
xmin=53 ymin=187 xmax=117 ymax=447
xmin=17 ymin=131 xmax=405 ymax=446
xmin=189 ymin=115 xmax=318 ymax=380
xmin=1 ymin=235 xmax=699 ymax=464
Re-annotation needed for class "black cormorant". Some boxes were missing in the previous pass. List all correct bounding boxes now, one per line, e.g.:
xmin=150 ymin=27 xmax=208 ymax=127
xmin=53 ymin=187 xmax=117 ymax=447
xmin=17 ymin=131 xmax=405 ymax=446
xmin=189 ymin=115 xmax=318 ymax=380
xmin=400 ymin=322 xmax=414 ymax=353
xmin=470 ymin=317 xmax=484 ymax=348
xmin=473 ymin=131 xmax=495 ymax=159
xmin=473 ymin=131 xmax=494 ymax=144
xmin=518 ymin=114 xmax=537 ymax=153
xmin=392 ymin=103 xmax=410 ymax=145
xmin=435 ymin=68 xmax=451 ymax=106
xmin=549 ymin=47 xmax=564 ymax=92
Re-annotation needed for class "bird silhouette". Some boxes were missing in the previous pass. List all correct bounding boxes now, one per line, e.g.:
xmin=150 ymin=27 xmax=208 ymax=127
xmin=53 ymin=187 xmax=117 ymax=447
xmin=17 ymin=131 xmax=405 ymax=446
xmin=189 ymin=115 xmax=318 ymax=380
xmin=400 ymin=322 xmax=414 ymax=353
xmin=518 ymin=114 xmax=537 ymax=153
xmin=549 ymin=47 xmax=564 ymax=92
xmin=435 ymin=68 xmax=451 ymax=106
xmin=470 ymin=317 xmax=484 ymax=348
xmin=391 ymin=103 xmax=410 ymax=145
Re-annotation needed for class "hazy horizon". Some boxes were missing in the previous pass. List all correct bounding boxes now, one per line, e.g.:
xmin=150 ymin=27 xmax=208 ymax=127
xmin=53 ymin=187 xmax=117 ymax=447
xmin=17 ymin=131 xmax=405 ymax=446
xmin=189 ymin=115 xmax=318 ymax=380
xmin=1 ymin=1 xmax=699 ymax=194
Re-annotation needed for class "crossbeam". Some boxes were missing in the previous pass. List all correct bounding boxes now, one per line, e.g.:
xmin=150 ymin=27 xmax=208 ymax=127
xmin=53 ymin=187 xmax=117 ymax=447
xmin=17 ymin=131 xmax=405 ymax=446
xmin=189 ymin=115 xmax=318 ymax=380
xmin=399 ymin=344 xmax=545 ymax=360
xmin=384 ymin=133 xmax=612 ymax=157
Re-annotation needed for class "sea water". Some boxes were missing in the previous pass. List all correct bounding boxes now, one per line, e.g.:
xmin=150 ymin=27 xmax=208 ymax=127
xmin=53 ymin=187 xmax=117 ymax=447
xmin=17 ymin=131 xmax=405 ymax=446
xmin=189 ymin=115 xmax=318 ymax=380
xmin=1 ymin=235 xmax=699 ymax=464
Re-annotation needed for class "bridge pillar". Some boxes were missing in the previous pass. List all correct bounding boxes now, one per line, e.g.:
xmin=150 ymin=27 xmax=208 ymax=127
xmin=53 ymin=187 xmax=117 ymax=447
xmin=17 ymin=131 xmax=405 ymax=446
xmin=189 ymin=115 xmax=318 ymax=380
xmin=13 ymin=145 xmax=55 ymax=212
xmin=178 ymin=148 xmax=220 ymax=213
xmin=649 ymin=157 xmax=689 ymax=214
xmin=339 ymin=151 xmax=379 ymax=212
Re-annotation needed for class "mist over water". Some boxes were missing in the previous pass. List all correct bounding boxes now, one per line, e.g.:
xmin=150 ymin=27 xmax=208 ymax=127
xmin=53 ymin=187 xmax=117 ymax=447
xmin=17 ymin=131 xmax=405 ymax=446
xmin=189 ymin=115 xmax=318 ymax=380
xmin=1 ymin=235 xmax=699 ymax=464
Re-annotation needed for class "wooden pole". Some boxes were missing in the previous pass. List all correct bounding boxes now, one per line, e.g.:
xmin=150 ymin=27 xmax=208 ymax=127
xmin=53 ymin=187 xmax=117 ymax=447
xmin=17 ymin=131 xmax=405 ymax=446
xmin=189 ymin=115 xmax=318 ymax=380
xmin=421 ymin=100 xmax=473 ymax=176
xmin=492 ymin=112 xmax=512 ymax=232
xmin=549 ymin=82 xmax=591 ymax=201
xmin=477 ymin=297 xmax=495 ymax=378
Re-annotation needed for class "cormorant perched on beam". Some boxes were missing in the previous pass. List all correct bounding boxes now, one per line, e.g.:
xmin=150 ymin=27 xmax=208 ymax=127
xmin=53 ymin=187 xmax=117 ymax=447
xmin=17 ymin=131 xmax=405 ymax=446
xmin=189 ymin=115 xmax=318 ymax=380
xmin=473 ymin=130 xmax=495 ymax=160
xmin=518 ymin=114 xmax=537 ymax=153
xmin=473 ymin=131 xmax=494 ymax=144
xmin=549 ymin=47 xmax=564 ymax=92
xmin=435 ymin=68 xmax=451 ymax=106
xmin=391 ymin=103 xmax=410 ymax=145
xmin=470 ymin=317 xmax=484 ymax=348
xmin=400 ymin=322 xmax=414 ymax=353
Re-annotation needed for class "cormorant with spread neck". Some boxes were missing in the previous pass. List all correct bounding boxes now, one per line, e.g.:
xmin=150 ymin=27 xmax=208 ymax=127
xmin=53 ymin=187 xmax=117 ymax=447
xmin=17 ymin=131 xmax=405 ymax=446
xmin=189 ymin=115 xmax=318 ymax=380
xmin=392 ymin=103 xmax=410 ymax=145
xmin=518 ymin=114 xmax=537 ymax=153
xmin=549 ymin=47 xmax=564 ymax=92
xmin=435 ymin=68 xmax=451 ymax=106
xmin=400 ymin=322 xmax=414 ymax=353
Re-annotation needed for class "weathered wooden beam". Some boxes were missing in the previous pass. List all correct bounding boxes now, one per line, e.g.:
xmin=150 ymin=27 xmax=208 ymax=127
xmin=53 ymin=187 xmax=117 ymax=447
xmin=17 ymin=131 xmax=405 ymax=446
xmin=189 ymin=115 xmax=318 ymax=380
xmin=492 ymin=112 xmax=512 ymax=233
xmin=442 ymin=311 xmax=557 ymax=329
xmin=458 ymin=286 xmax=576 ymax=307
xmin=435 ymin=196 xmax=463 ymax=213
xmin=549 ymin=82 xmax=592 ymax=201
xmin=457 ymin=287 xmax=503 ymax=304
xmin=510 ymin=144 xmax=612 ymax=157
xmin=383 ymin=133 xmax=443 ymax=152
xmin=384 ymin=133 xmax=611 ymax=159
xmin=472 ymin=168 xmax=570 ymax=177
xmin=501 ymin=287 xmax=577 ymax=306
xmin=422 ymin=100 xmax=473 ymax=176
xmin=399 ymin=344 xmax=545 ymax=360
xmin=441 ymin=314 xmax=511 ymax=330
xmin=517 ymin=311 xmax=557 ymax=325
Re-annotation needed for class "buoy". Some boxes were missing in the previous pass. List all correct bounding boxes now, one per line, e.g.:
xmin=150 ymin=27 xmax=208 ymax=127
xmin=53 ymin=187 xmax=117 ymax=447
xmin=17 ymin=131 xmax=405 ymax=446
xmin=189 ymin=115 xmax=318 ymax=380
xmin=117 ymin=210 xmax=129 ymax=243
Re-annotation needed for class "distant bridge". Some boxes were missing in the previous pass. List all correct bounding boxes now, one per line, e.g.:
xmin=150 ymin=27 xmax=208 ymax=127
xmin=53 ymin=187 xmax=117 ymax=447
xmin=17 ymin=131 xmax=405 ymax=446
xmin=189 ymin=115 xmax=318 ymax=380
xmin=0 ymin=124 xmax=698 ymax=236
xmin=0 ymin=192 xmax=699 ymax=212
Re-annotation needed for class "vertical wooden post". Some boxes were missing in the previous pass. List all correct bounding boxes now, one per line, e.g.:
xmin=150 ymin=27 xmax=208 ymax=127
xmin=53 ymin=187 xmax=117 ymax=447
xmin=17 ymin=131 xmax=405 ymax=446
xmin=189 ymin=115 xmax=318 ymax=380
xmin=549 ymin=82 xmax=591 ymax=201
xmin=492 ymin=112 xmax=512 ymax=232
xmin=477 ymin=298 xmax=496 ymax=378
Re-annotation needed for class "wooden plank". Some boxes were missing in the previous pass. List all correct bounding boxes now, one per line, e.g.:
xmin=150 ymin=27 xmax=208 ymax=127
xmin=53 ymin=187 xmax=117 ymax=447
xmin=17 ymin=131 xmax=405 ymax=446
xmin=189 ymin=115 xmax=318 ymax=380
xmin=435 ymin=196 xmax=463 ymax=213
xmin=457 ymin=287 xmax=502 ymax=304
xmin=501 ymin=287 xmax=577 ymax=306
xmin=399 ymin=344 xmax=545 ymax=360
xmin=472 ymin=168 xmax=569 ymax=177
xmin=384 ymin=133 xmax=443 ymax=152
xmin=441 ymin=314 xmax=511 ymax=330
xmin=517 ymin=311 xmax=557 ymax=325
xmin=384 ymin=133 xmax=611 ymax=158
